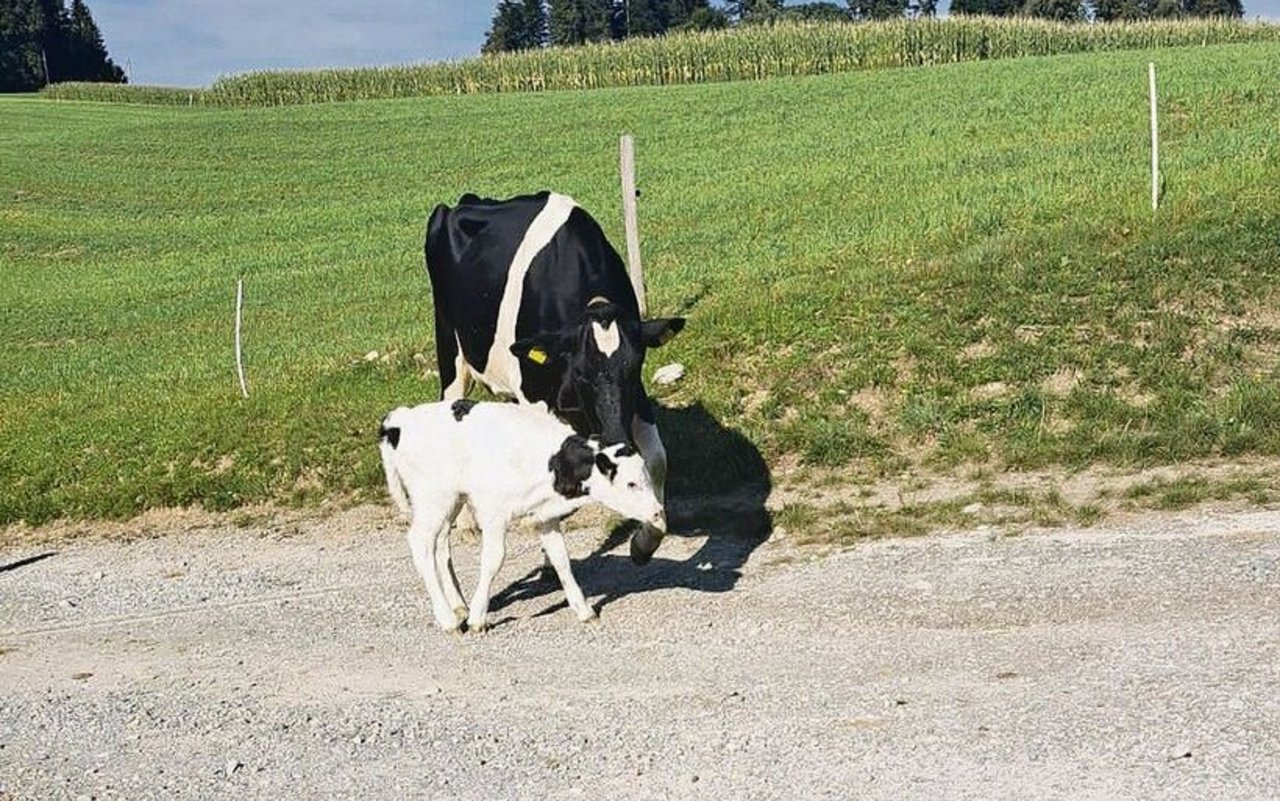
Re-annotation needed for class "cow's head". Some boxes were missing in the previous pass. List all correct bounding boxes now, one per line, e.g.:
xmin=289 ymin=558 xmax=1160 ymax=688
xmin=511 ymin=299 xmax=684 ymax=444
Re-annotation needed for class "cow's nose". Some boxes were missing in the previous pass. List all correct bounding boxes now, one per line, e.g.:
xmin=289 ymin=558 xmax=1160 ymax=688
xmin=651 ymin=510 xmax=667 ymax=533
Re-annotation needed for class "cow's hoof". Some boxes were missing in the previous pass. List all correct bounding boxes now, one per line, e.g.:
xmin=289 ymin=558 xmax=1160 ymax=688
xmin=466 ymin=616 xmax=490 ymax=633
xmin=451 ymin=605 xmax=469 ymax=625
xmin=576 ymin=607 xmax=599 ymax=624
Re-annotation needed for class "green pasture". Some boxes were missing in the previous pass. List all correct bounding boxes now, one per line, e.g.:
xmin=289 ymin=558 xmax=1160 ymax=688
xmin=3 ymin=42 xmax=1279 ymax=525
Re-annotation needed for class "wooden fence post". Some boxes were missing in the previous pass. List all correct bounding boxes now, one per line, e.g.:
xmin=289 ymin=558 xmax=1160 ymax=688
xmin=620 ymin=134 xmax=646 ymax=316
xmin=1149 ymin=62 xmax=1160 ymax=213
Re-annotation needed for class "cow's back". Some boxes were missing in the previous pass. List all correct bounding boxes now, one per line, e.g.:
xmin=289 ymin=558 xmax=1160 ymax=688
xmin=425 ymin=193 xmax=549 ymax=376
xmin=424 ymin=191 xmax=639 ymax=392
xmin=515 ymin=203 xmax=638 ymax=340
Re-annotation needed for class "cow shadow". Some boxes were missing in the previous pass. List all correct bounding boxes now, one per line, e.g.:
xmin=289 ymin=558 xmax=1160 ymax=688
xmin=489 ymin=401 xmax=772 ymax=617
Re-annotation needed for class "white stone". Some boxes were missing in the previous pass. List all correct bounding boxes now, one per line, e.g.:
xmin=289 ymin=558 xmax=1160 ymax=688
xmin=653 ymin=363 xmax=685 ymax=385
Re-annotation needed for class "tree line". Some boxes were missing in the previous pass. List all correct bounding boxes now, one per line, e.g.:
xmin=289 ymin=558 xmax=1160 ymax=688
xmin=1 ymin=0 xmax=124 ymax=91
xmin=484 ymin=0 xmax=1244 ymax=51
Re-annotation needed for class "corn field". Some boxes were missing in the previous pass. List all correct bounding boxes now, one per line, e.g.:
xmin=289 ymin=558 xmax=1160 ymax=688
xmin=42 ymin=17 xmax=1280 ymax=108
xmin=41 ymin=83 xmax=205 ymax=105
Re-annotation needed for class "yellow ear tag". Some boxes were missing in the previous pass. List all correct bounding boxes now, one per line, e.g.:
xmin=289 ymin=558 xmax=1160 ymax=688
xmin=528 ymin=348 xmax=548 ymax=365
xmin=658 ymin=328 xmax=675 ymax=345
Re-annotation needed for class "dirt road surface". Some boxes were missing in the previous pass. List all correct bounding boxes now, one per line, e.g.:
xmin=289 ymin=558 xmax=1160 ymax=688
xmin=2 ymin=504 xmax=1278 ymax=800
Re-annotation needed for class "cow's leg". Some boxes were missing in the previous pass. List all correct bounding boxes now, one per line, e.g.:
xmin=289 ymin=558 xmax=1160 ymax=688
xmin=436 ymin=319 xmax=472 ymax=401
xmin=406 ymin=504 xmax=461 ymax=631
xmin=434 ymin=499 xmax=468 ymax=627
xmin=539 ymin=519 xmax=595 ymax=622
xmin=466 ymin=517 xmax=508 ymax=632
xmin=629 ymin=400 xmax=669 ymax=566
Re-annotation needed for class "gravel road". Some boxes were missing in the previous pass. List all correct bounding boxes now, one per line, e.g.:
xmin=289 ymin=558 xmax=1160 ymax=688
xmin=2 ymin=503 xmax=1278 ymax=800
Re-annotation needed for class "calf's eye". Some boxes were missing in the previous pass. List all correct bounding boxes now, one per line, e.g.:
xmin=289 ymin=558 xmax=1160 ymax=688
xmin=627 ymin=481 xmax=638 ymax=490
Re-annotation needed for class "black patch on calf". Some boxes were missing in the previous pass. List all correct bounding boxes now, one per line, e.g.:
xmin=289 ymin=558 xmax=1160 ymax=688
xmin=451 ymin=399 xmax=478 ymax=421
xmin=594 ymin=452 xmax=618 ymax=482
xmin=549 ymin=435 xmax=595 ymax=498
xmin=379 ymin=423 xmax=401 ymax=449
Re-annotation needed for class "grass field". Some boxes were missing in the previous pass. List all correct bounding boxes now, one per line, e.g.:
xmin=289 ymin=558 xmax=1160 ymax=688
xmin=3 ymin=42 xmax=1280 ymax=526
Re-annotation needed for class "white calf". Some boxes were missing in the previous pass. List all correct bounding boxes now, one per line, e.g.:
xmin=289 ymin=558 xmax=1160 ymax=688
xmin=379 ymin=399 xmax=665 ymax=632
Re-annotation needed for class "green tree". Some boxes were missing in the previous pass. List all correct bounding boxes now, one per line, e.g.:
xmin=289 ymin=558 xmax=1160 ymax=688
xmin=949 ymin=0 xmax=1022 ymax=14
xmin=1021 ymin=0 xmax=1085 ymax=19
xmin=1182 ymin=0 xmax=1242 ymax=15
xmin=849 ymin=0 xmax=908 ymax=19
xmin=483 ymin=0 xmax=548 ymax=53
xmin=616 ymin=0 xmax=665 ymax=37
xmin=65 ymin=0 xmax=122 ymax=81
xmin=1092 ymin=0 xmax=1148 ymax=20
xmin=675 ymin=5 xmax=729 ymax=28
xmin=1 ymin=0 xmax=45 ymax=90
xmin=909 ymin=0 xmax=940 ymax=16
xmin=725 ymin=0 xmax=785 ymax=23
xmin=785 ymin=3 xmax=851 ymax=21
xmin=662 ymin=0 xmax=712 ymax=27
xmin=1 ymin=0 xmax=124 ymax=91
xmin=549 ymin=0 xmax=613 ymax=45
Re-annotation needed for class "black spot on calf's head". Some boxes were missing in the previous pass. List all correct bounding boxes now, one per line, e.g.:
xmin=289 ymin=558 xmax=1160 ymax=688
xmin=549 ymin=435 xmax=595 ymax=499
xmin=451 ymin=399 xmax=477 ymax=421
xmin=594 ymin=452 xmax=618 ymax=481
xmin=379 ymin=422 xmax=401 ymax=449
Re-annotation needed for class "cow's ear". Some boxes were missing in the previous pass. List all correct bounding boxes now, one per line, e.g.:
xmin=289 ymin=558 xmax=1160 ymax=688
xmin=511 ymin=333 xmax=566 ymax=367
xmin=640 ymin=317 xmax=686 ymax=348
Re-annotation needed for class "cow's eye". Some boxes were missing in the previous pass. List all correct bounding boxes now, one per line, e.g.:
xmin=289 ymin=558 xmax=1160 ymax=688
xmin=627 ymin=481 xmax=638 ymax=490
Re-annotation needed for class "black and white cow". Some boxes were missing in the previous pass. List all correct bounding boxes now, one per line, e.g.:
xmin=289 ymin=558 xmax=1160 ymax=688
xmin=424 ymin=191 xmax=684 ymax=564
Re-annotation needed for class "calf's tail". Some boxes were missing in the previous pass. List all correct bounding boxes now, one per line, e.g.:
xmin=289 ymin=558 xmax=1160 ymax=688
xmin=378 ymin=410 xmax=411 ymax=519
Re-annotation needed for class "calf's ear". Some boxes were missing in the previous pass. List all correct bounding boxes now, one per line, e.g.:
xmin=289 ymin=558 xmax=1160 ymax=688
xmin=640 ymin=317 xmax=686 ymax=348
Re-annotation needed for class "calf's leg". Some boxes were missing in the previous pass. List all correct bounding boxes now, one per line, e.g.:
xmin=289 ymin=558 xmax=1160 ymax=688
xmin=539 ymin=520 xmax=595 ymax=622
xmin=433 ymin=500 xmax=468 ymax=627
xmin=466 ymin=519 xmax=508 ymax=632
xmin=406 ymin=508 xmax=460 ymax=631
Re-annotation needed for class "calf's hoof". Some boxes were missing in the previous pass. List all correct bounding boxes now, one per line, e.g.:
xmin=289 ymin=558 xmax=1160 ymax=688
xmin=466 ymin=615 xmax=490 ymax=633
xmin=576 ymin=607 xmax=599 ymax=624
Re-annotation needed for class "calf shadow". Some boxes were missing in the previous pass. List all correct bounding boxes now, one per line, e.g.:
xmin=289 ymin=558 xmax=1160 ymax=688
xmin=490 ymin=401 xmax=772 ymax=616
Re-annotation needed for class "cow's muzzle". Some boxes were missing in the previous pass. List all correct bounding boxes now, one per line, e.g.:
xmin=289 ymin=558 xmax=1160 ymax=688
xmin=629 ymin=523 xmax=666 ymax=566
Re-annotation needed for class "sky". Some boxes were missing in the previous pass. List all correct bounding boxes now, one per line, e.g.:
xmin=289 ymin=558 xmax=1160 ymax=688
xmin=94 ymin=0 xmax=1280 ymax=88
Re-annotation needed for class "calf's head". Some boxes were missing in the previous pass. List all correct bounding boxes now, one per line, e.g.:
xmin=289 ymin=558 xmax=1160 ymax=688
xmin=549 ymin=435 xmax=666 ymax=531
xmin=512 ymin=300 xmax=684 ymax=444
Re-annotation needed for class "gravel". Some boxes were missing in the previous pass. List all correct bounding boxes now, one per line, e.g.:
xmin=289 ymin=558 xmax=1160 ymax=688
xmin=2 ymin=504 xmax=1278 ymax=800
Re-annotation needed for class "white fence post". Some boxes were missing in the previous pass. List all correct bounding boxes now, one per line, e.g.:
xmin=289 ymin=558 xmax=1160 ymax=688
xmin=620 ymin=134 xmax=646 ymax=316
xmin=235 ymin=277 xmax=249 ymax=398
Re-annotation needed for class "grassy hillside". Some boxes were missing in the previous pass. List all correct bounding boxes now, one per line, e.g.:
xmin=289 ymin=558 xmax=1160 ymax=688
xmin=3 ymin=42 xmax=1279 ymax=525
